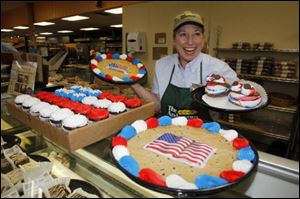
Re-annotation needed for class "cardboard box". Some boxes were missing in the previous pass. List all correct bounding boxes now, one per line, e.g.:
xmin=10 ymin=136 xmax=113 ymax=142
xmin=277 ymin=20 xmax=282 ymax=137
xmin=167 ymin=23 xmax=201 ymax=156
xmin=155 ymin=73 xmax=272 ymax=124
xmin=6 ymin=100 xmax=155 ymax=151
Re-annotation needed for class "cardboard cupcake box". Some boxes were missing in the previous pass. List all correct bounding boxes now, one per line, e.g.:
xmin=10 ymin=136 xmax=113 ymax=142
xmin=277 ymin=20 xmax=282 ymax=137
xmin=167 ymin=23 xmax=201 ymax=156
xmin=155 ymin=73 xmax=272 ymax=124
xmin=6 ymin=100 xmax=155 ymax=151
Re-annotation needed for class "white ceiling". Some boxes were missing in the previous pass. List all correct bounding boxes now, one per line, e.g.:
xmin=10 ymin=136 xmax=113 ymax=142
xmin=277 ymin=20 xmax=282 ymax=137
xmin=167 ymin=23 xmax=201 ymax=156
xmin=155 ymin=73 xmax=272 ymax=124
xmin=1 ymin=1 xmax=122 ymax=39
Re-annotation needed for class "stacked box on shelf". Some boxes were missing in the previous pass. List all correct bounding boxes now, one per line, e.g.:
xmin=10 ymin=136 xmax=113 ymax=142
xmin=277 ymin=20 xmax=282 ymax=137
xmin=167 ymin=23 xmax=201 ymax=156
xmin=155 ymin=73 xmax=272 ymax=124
xmin=272 ymin=61 xmax=297 ymax=78
xmin=249 ymin=56 xmax=274 ymax=76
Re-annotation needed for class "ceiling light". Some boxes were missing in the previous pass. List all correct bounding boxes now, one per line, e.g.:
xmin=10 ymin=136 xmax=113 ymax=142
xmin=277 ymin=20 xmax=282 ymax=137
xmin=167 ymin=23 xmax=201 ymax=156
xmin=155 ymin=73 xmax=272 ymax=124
xmin=110 ymin=24 xmax=123 ymax=28
xmin=13 ymin=26 xmax=29 ymax=29
xmin=104 ymin=8 xmax=122 ymax=14
xmin=62 ymin=15 xmax=89 ymax=21
xmin=37 ymin=37 xmax=46 ymax=39
xmin=40 ymin=32 xmax=53 ymax=35
xmin=34 ymin=22 xmax=55 ymax=26
xmin=80 ymin=27 xmax=99 ymax=31
xmin=57 ymin=30 xmax=74 ymax=33
xmin=1 ymin=29 xmax=14 ymax=32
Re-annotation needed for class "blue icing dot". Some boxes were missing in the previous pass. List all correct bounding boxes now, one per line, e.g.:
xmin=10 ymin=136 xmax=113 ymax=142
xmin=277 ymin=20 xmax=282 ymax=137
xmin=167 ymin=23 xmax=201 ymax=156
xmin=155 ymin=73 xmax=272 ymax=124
xmin=122 ymin=77 xmax=133 ymax=82
xmin=202 ymin=122 xmax=221 ymax=133
xmin=138 ymin=69 xmax=146 ymax=75
xmin=238 ymin=146 xmax=256 ymax=161
xmin=118 ymin=125 xmax=137 ymax=140
xmin=112 ymin=53 xmax=120 ymax=59
xmin=132 ymin=59 xmax=141 ymax=65
xmin=119 ymin=155 xmax=140 ymax=177
xmin=195 ymin=174 xmax=228 ymax=189
xmin=158 ymin=116 xmax=172 ymax=126
xmin=99 ymin=72 xmax=106 ymax=78
xmin=95 ymin=54 xmax=103 ymax=61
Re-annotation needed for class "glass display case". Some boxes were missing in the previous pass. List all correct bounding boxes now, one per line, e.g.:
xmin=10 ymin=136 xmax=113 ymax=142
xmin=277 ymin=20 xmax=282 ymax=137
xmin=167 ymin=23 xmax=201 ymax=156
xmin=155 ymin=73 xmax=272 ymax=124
xmin=1 ymin=95 xmax=299 ymax=198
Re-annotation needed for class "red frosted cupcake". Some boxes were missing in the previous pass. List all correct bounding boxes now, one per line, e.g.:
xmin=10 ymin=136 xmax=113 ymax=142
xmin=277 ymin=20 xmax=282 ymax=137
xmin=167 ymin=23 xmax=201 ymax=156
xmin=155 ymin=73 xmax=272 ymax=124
xmin=124 ymin=98 xmax=142 ymax=108
xmin=109 ymin=95 xmax=127 ymax=102
xmin=61 ymin=101 xmax=81 ymax=111
xmin=35 ymin=91 xmax=53 ymax=101
xmin=73 ymin=104 xmax=93 ymax=115
xmin=98 ymin=92 xmax=113 ymax=100
xmin=88 ymin=108 xmax=109 ymax=122
xmin=42 ymin=93 xmax=61 ymax=103
xmin=52 ymin=97 xmax=70 ymax=107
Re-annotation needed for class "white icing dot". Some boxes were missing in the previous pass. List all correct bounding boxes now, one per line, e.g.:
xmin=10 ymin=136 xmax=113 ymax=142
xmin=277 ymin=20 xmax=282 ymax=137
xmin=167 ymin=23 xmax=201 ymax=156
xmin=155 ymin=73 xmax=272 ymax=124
xmin=112 ymin=145 xmax=129 ymax=161
xmin=120 ymin=54 xmax=127 ymax=60
xmin=136 ymin=74 xmax=144 ymax=78
xmin=93 ymin=68 xmax=101 ymax=74
xmin=91 ymin=59 xmax=98 ymax=65
xmin=219 ymin=129 xmax=238 ymax=141
xmin=232 ymin=160 xmax=253 ymax=173
xmin=166 ymin=174 xmax=197 ymax=189
xmin=112 ymin=76 xmax=123 ymax=82
xmin=172 ymin=117 xmax=188 ymax=126
xmin=137 ymin=63 xmax=144 ymax=68
xmin=131 ymin=120 xmax=147 ymax=133
xmin=101 ymin=54 xmax=107 ymax=60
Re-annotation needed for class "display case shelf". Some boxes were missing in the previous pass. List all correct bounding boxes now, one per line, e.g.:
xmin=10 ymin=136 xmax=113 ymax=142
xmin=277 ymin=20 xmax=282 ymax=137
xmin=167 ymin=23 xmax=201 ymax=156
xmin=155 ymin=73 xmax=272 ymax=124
xmin=238 ymin=74 xmax=299 ymax=84
xmin=216 ymin=119 xmax=290 ymax=141
xmin=266 ymin=105 xmax=297 ymax=114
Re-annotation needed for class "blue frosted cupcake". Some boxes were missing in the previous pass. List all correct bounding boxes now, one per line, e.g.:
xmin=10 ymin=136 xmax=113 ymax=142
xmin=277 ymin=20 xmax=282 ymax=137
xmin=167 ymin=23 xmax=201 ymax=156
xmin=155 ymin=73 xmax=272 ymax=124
xmin=70 ymin=93 xmax=87 ymax=102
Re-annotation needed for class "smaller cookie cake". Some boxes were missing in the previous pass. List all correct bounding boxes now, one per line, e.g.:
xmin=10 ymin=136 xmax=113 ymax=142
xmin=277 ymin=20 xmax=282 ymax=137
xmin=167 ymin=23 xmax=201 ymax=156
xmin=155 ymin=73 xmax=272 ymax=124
xmin=228 ymin=81 xmax=262 ymax=108
xmin=90 ymin=53 xmax=147 ymax=83
xmin=205 ymin=74 xmax=230 ymax=97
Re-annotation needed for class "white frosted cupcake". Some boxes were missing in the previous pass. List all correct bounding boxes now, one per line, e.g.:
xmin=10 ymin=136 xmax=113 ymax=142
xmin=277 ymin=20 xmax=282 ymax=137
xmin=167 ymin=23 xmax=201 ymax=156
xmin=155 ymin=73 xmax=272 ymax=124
xmin=50 ymin=108 xmax=74 ymax=128
xmin=39 ymin=105 xmax=60 ymax=122
xmin=62 ymin=114 xmax=88 ymax=131
xmin=14 ymin=94 xmax=32 ymax=107
xmin=81 ymin=96 xmax=98 ymax=105
xmin=93 ymin=99 xmax=112 ymax=109
xmin=29 ymin=102 xmax=50 ymax=116
xmin=108 ymin=102 xmax=127 ymax=114
xmin=22 ymin=97 xmax=40 ymax=112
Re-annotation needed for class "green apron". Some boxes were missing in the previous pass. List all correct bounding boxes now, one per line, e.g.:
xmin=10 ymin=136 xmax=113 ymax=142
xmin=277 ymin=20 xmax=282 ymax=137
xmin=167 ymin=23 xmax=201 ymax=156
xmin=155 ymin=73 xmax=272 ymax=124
xmin=160 ymin=63 xmax=212 ymax=121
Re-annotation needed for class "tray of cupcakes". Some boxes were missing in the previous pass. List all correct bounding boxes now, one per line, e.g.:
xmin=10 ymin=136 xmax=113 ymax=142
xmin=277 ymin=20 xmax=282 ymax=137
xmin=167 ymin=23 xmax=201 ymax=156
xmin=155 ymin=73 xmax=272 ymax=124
xmin=6 ymin=85 xmax=155 ymax=151
xmin=192 ymin=74 xmax=268 ymax=113
xmin=1 ymin=144 xmax=102 ymax=198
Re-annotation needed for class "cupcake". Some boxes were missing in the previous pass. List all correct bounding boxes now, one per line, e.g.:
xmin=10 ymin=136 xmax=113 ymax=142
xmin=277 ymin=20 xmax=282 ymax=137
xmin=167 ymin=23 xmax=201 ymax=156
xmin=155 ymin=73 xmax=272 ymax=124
xmin=62 ymin=114 xmax=88 ymax=131
xmin=108 ymin=102 xmax=127 ymax=114
xmin=35 ymin=91 xmax=52 ymax=101
xmin=88 ymin=108 xmax=110 ymax=122
xmin=73 ymin=104 xmax=93 ymax=115
xmin=70 ymin=85 xmax=83 ymax=92
xmin=70 ymin=93 xmax=86 ymax=102
xmin=29 ymin=102 xmax=50 ymax=116
xmin=61 ymin=101 xmax=81 ymax=112
xmin=205 ymin=74 xmax=230 ymax=97
xmin=39 ymin=105 xmax=60 ymax=122
xmin=81 ymin=96 xmax=98 ymax=105
xmin=22 ymin=97 xmax=40 ymax=112
xmin=50 ymin=108 xmax=74 ymax=128
xmin=93 ymin=99 xmax=112 ymax=109
xmin=109 ymin=95 xmax=127 ymax=102
xmin=86 ymin=89 xmax=102 ymax=97
xmin=124 ymin=98 xmax=142 ymax=108
xmin=98 ymin=92 xmax=113 ymax=100
xmin=43 ymin=94 xmax=62 ymax=104
xmin=52 ymin=98 xmax=71 ymax=108
xmin=228 ymin=81 xmax=262 ymax=108
xmin=14 ymin=94 xmax=31 ymax=107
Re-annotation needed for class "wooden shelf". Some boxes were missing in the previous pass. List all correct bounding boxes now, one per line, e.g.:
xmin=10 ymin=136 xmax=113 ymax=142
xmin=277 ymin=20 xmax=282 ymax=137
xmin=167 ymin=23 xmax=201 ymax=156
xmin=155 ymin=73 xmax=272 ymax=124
xmin=216 ymin=119 xmax=290 ymax=141
xmin=214 ymin=48 xmax=299 ymax=53
xmin=266 ymin=105 xmax=297 ymax=114
xmin=238 ymin=74 xmax=299 ymax=84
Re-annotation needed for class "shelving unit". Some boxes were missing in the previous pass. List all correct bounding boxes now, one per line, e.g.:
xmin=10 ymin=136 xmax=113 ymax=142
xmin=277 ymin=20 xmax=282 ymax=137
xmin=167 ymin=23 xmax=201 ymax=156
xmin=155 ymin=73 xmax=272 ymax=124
xmin=214 ymin=47 xmax=299 ymax=159
xmin=104 ymin=39 xmax=122 ymax=54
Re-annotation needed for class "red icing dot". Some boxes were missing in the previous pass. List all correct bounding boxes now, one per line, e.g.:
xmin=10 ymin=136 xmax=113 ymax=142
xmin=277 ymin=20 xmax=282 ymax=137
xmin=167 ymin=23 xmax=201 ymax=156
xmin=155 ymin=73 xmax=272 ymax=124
xmin=112 ymin=136 xmax=128 ymax=147
xmin=105 ymin=74 xmax=113 ymax=81
xmin=232 ymin=138 xmax=250 ymax=150
xmin=91 ymin=64 xmax=97 ymax=69
xmin=130 ymin=76 xmax=140 ymax=81
xmin=146 ymin=117 xmax=159 ymax=129
xmin=94 ymin=57 xmax=100 ymax=62
xmin=139 ymin=66 xmax=146 ymax=70
xmin=106 ymin=54 xmax=112 ymax=59
xmin=220 ymin=170 xmax=245 ymax=183
xmin=138 ymin=168 xmax=166 ymax=187
xmin=187 ymin=118 xmax=203 ymax=128
xmin=126 ymin=55 xmax=133 ymax=62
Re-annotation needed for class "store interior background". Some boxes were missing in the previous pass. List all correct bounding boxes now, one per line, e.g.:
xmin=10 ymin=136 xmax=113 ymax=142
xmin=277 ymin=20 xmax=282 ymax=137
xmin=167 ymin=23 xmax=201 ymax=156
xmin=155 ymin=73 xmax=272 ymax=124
xmin=1 ymin=1 xmax=299 ymax=161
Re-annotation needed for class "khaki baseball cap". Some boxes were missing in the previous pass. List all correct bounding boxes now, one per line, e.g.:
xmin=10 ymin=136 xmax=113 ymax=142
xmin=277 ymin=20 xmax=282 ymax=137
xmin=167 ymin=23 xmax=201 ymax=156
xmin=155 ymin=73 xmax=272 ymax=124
xmin=173 ymin=11 xmax=204 ymax=31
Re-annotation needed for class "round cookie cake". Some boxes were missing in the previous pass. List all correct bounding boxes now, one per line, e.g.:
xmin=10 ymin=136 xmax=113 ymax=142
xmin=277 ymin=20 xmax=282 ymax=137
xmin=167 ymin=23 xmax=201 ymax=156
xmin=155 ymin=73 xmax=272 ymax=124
xmin=111 ymin=116 xmax=258 ymax=195
xmin=90 ymin=53 xmax=147 ymax=83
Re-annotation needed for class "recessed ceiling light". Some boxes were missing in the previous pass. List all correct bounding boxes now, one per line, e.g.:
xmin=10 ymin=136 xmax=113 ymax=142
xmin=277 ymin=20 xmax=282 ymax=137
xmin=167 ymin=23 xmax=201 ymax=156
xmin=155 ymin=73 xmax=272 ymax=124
xmin=61 ymin=15 xmax=89 ymax=21
xmin=80 ymin=27 xmax=99 ymax=31
xmin=1 ymin=29 xmax=14 ymax=32
xmin=34 ymin=22 xmax=55 ymax=26
xmin=104 ymin=8 xmax=122 ymax=14
xmin=40 ymin=32 xmax=53 ymax=35
xmin=57 ymin=30 xmax=74 ymax=33
xmin=13 ymin=26 xmax=29 ymax=29
xmin=37 ymin=37 xmax=46 ymax=39
xmin=110 ymin=24 xmax=123 ymax=28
